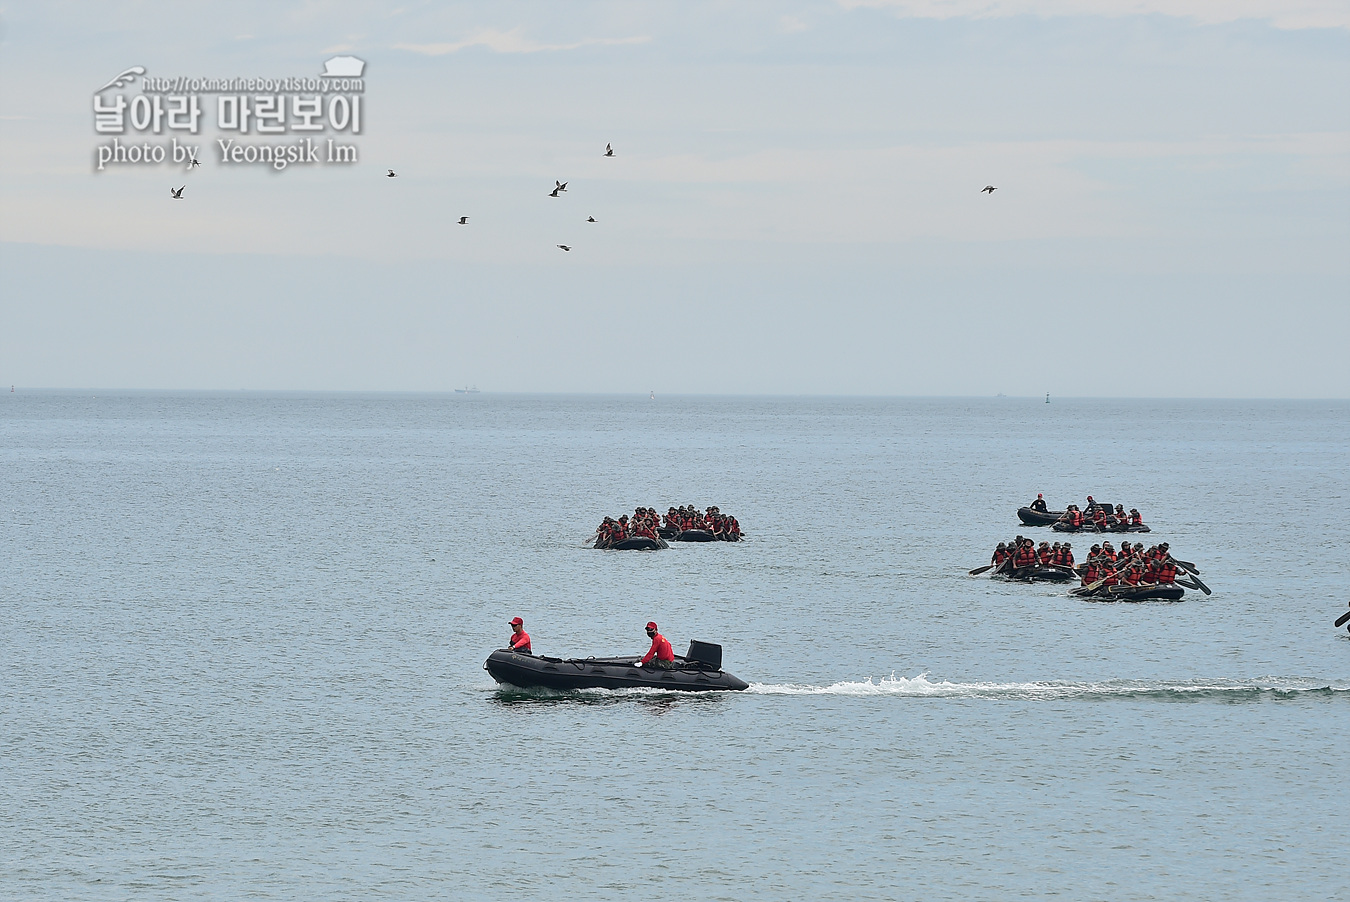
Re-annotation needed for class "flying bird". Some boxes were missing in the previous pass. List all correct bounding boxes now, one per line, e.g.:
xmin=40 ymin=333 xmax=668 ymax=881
xmin=170 ymin=186 xmax=185 ymax=199
xmin=458 ymin=216 xmax=469 ymax=225
xmin=548 ymin=187 xmax=560 ymax=197
xmin=557 ymin=245 xmax=571 ymax=252
xmin=981 ymin=185 xmax=997 ymax=193
xmin=387 ymin=169 xmax=397 ymax=178
xmin=189 ymin=156 xmax=200 ymax=168
xmin=586 ymin=216 xmax=596 ymax=223
xmin=604 ymin=143 xmax=614 ymax=157
xmin=555 ymin=180 xmax=568 ymax=192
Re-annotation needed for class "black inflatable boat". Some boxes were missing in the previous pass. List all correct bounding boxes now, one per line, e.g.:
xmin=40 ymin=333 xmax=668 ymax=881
xmin=484 ymin=640 xmax=749 ymax=692
xmin=672 ymin=529 xmax=717 ymax=542
xmin=1051 ymin=521 xmax=1151 ymax=534
xmin=593 ymin=536 xmax=668 ymax=550
xmin=1017 ymin=507 xmax=1066 ymax=526
xmin=993 ymin=562 xmax=1078 ymax=582
xmin=1071 ymin=584 xmax=1186 ymax=601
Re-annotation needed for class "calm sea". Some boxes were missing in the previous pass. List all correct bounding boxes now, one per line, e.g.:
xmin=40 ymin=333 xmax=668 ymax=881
xmin=2 ymin=392 xmax=1347 ymax=901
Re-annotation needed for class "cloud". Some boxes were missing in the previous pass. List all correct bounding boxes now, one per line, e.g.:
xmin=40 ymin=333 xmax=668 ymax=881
xmin=836 ymin=0 xmax=1350 ymax=31
xmin=394 ymin=28 xmax=651 ymax=55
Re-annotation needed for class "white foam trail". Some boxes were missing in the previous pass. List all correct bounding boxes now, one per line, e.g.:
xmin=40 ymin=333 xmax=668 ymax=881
xmin=747 ymin=673 xmax=1350 ymax=699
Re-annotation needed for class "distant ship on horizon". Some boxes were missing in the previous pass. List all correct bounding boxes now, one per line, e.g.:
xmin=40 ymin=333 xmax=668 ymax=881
xmin=454 ymin=385 xmax=481 ymax=394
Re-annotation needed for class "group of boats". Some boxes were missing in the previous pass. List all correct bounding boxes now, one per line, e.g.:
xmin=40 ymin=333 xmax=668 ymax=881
xmin=484 ymin=506 xmax=752 ymax=693
xmin=484 ymin=492 xmax=1211 ymax=696
xmin=590 ymin=505 xmax=744 ymax=551
xmin=976 ymin=495 xmax=1210 ymax=602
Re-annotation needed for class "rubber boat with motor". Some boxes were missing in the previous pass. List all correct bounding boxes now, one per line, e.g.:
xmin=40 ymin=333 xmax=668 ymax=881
xmin=1017 ymin=507 xmax=1068 ymax=526
xmin=1018 ymin=503 xmax=1122 ymax=527
xmin=484 ymin=640 xmax=749 ymax=692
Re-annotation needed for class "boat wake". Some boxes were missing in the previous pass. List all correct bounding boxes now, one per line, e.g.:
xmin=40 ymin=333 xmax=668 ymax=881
xmin=747 ymin=673 xmax=1350 ymax=701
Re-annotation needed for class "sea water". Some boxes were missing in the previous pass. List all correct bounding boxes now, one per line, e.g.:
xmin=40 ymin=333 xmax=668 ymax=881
xmin=2 ymin=392 xmax=1347 ymax=901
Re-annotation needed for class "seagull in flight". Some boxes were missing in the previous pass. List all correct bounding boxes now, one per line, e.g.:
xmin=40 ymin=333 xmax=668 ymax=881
xmin=555 ymin=180 xmax=568 ymax=193
xmin=387 ymin=169 xmax=397 ymax=178
xmin=586 ymin=216 xmax=596 ymax=223
xmin=548 ymin=187 xmax=560 ymax=197
xmin=981 ymin=185 xmax=997 ymax=193
xmin=604 ymin=143 xmax=614 ymax=157
xmin=557 ymin=245 xmax=571 ymax=252
xmin=189 ymin=156 xmax=200 ymax=168
xmin=170 ymin=186 xmax=185 ymax=199
xmin=458 ymin=216 xmax=469 ymax=225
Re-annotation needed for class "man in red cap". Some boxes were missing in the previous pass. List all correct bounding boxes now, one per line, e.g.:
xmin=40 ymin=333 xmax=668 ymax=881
xmin=507 ymin=617 xmax=531 ymax=654
xmin=637 ymin=621 xmax=677 ymax=669
xmin=1029 ymin=493 xmax=1048 ymax=513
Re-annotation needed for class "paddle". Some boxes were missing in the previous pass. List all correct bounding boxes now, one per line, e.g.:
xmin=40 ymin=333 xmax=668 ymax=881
xmin=1176 ymin=576 xmax=1202 ymax=592
xmin=1334 ymin=609 xmax=1350 ymax=628
xmin=969 ymin=564 xmax=996 ymax=575
xmin=1079 ymin=569 xmax=1116 ymax=593
xmin=1177 ymin=566 xmax=1210 ymax=595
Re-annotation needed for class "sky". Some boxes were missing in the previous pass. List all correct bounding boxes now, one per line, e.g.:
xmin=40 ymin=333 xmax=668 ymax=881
xmin=1 ymin=1 xmax=1347 ymax=396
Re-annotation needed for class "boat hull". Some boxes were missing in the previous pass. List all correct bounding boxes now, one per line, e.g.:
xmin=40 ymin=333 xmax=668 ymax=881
xmin=1052 ymin=522 xmax=1151 ymax=534
xmin=1017 ymin=507 xmax=1064 ymax=526
xmin=1073 ymin=584 xmax=1186 ymax=601
xmin=599 ymin=536 xmax=668 ymax=551
xmin=995 ymin=563 xmax=1077 ymax=582
xmin=484 ymin=650 xmax=749 ymax=692
xmin=673 ymin=529 xmax=717 ymax=542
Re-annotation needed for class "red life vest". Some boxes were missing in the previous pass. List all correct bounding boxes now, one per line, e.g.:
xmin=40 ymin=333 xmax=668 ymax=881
xmin=1157 ymin=562 xmax=1177 ymax=583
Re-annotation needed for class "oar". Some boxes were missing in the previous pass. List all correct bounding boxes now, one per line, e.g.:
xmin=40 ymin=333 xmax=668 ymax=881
xmin=1184 ymin=574 xmax=1210 ymax=595
xmin=1177 ymin=566 xmax=1211 ymax=595
xmin=969 ymin=564 xmax=996 ymax=575
xmin=1175 ymin=559 xmax=1197 ymax=571
xmin=1176 ymin=576 xmax=1202 ymax=592
xmin=1079 ymin=571 xmax=1114 ymax=593
xmin=1334 ymin=609 xmax=1350 ymax=628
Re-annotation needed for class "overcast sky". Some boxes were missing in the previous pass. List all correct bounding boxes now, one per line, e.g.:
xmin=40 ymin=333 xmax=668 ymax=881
xmin=1 ymin=1 xmax=1346 ymax=396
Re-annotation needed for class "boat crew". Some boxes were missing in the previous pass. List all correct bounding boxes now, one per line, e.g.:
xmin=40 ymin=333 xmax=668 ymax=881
xmin=637 ymin=621 xmax=678 ymax=670
xmin=1030 ymin=493 xmax=1049 ymax=513
xmin=1155 ymin=557 xmax=1178 ymax=584
xmin=508 ymin=617 xmax=532 ymax=654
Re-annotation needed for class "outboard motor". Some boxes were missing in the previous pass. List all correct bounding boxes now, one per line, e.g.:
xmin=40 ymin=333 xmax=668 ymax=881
xmin=685 ymin=640 xmax=722 ymax=670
